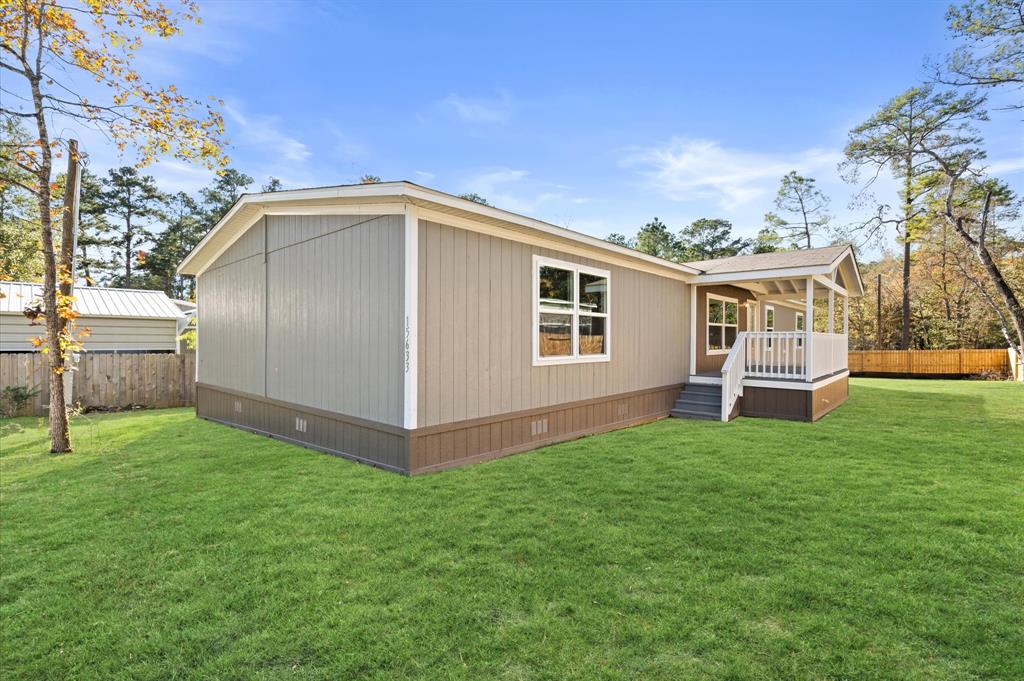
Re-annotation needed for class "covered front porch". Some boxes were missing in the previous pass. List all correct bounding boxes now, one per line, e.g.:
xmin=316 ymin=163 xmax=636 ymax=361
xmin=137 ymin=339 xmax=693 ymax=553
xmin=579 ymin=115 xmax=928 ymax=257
xmin=679 ymin=245 xmax=863 ymax=422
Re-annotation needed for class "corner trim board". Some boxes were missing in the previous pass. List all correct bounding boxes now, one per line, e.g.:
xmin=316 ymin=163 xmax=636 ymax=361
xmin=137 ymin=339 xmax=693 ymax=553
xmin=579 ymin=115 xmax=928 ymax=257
xmin=404 ymin=205 xmax=419 ymax=429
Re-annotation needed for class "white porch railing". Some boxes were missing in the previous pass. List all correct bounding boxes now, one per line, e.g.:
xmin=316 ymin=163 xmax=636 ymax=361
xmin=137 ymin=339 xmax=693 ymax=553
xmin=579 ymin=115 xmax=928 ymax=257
xmin=811 ymin=332 xmax=848 ymax=379
xmin=745 ymin=331 xmax=807 ymax=379
xmin=721 ymin=332 xmax=849 ymax=421
xmin=720 ymin=332 xmax=747 ymax=421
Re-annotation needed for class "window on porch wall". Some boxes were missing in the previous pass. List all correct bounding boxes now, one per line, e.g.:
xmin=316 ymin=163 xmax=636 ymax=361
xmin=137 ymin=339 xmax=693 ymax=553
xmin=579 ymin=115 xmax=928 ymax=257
xmin=707 ymin=294 xmax=738 ymax=354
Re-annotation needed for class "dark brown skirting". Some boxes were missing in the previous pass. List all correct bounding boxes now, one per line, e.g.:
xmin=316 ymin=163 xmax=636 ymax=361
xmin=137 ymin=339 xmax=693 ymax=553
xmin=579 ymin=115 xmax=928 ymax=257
xmin=196 ymin=384 xmax=409 ymax=472
xmin=196 ymin=383 xmax=684 ymax=475
xmin=739 ymin=377 xmax=848 ymax=422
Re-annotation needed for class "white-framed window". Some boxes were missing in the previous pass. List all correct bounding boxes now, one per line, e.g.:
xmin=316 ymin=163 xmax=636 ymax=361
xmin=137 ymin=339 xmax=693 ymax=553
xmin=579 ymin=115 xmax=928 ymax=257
xmin=706 ymin=293 xmax=739 ymax=355
xmin=533 ymin=255 xmax=610 ymax=365
xmin=764 ymin=304 xmax=775 ymax=348
xmin=795 ymin=311 xmax=805 ymax=347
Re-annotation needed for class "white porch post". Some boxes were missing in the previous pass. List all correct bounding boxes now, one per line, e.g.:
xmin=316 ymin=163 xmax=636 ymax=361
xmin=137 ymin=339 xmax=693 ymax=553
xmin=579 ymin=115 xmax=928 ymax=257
xmin=805 ymin=277 xmax=814 ymax=380
xmin=827 ymin=273 xmax=835 ymax=334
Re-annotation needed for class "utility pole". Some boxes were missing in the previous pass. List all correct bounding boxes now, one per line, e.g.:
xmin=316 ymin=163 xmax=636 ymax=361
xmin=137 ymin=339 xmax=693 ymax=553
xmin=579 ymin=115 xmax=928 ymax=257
xmin=59 ymin=140 xmax=81 ymax=405
xmin=876 ymin=273 xmax=882 ymax=350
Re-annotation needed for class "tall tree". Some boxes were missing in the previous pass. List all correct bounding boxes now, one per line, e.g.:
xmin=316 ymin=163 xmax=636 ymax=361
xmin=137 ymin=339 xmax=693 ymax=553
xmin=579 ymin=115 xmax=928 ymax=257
xmin=75 ymin=169 xmax=115 ymax=284
xmin=261 ymin=177 xmax=283 ymax=193
xmin=764 ymin=171 xmax=831 ymax=249
xmin=458 ymin=192 xmax=491 ymax=205
xmin=0 ymin=117 xmax=41 ymax=280
xmin=926 ymin=156 xmax=1024 ymax=356
xmin=142 ymin=192 xmax=204 ymax=298
xmin=842 ymin=84 xmax=987 ymax=349
xmin=0 ymin=0 xmax=226 ymax=452
xmin=936 ymin=0 xmax=1024 ymax=108
xmin=633 ymin=217 xmax=680 ymax=260
xmin=751 ymin=227 xmax=784 ymax=254
xmin=200 ymin=168 xmax=253 ymax=228
xmin=678 ymin=218 xmax=750 ymax=261
xmin=100 ymin=167 xmax=165 ymax=288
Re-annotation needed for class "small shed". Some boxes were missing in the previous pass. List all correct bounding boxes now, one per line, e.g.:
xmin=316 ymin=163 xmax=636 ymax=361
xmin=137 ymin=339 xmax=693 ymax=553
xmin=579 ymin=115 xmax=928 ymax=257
xmin=0 ymin=281 xmax=189 ymax=353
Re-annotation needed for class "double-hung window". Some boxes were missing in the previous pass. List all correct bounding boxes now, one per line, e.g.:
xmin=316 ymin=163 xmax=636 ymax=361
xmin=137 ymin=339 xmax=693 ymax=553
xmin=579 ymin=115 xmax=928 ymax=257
xmin=534 ymin=255 xmax=610 ymax=364
xmin=795 ymin=311 xmax=805 ymax=347
xmin=764 ymin=304 xmax=775 ymax=349
xmin=706 ymin=293 xmax=738 ymax=354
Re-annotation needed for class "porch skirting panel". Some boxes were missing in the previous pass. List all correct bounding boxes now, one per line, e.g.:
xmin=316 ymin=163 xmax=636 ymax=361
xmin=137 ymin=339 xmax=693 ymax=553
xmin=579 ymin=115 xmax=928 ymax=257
xmin=740 ymin=376 xmax=848 ymax=422
xmin=197 ymin=382 xmax=682 ymax=475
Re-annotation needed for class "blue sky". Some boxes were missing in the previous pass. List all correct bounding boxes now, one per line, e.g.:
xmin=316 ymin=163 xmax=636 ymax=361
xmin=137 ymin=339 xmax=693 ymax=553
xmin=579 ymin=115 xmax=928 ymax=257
xmin=84 ymin=0 xmax=1024 ymax=250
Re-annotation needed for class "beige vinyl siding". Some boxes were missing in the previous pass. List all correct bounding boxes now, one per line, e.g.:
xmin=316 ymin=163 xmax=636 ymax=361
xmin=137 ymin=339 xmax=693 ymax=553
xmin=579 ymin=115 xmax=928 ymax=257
xmin=1 ymin=313 xmax=177 ymax=352
xmin=265 ymin=214 xmax=404 ymax=426
xmin=197 ymin=214 xmax=405 ymax=427
xmin=416 ymin=219 xmax=688 ymax=428
xmin=197 ymin=221 xmax=267 ymax=396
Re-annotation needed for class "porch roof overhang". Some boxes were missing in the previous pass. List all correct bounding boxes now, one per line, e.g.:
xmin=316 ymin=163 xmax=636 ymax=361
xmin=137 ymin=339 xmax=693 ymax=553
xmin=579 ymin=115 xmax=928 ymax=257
xmin=689 ymin=245 xmax=864 ymax=302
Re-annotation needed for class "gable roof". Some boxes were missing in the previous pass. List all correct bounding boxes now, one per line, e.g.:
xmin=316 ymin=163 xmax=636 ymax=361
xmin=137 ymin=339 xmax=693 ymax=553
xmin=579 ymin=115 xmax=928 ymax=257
xmin=687 ymin=244 xmax=865 ymax=297
xmin=177 ymin=181 xmax=703 ymax=280
xmin=0 ymin=282 xmax=185 ymax=319
xmin=684 ymin=244 xmax=851 ymax=274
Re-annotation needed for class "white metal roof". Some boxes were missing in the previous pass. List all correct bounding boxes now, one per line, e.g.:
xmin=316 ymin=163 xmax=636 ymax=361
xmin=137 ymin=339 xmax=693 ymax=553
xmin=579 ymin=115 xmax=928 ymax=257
xmin=0 ymin=282 xmax=186 ymax=319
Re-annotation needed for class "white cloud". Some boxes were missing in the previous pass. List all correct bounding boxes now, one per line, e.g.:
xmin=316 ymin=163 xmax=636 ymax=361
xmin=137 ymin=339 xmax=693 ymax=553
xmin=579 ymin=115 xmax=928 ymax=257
xmin=224 ymin=103 xmax=310 ymax=163
xmin=623 ymin=138 xmax=842 ymax=209
xmin=414 ymin=170 xmax=436 ymax=183
xmin=458 ymin=168 xmax=592 ymax=214
xmin=326 ymin=124 xmax=369 ymax=161
xmin=440 ymin=91 xmax=514 ymax=124
xmin=986 ymin=156 xmax=1024 ymax=175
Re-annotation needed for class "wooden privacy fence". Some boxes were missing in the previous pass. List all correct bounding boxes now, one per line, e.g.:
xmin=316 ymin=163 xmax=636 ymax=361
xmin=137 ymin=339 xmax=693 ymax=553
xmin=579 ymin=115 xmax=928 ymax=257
xmin=0 ymin=352 xmax=196 ymax=416
xmin=848 ymin=348 xmax=1012 ymax=377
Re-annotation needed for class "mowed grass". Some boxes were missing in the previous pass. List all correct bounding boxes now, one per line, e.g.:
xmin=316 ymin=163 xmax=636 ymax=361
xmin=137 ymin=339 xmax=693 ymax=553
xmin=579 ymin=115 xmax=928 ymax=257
xmin=1 ymin=378 xmax=1022 ymax=680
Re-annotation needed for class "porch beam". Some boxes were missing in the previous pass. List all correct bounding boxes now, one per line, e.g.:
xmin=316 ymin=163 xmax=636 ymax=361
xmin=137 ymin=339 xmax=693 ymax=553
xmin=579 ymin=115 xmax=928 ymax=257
xmin=693 ymin=264 xmax=833 ymax=285
xmin=813 ymin=274 xmax=848 ymax=297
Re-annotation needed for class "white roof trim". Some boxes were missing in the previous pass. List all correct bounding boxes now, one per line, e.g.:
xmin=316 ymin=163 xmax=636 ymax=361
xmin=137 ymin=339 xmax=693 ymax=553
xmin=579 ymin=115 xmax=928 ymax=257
xmin=177 ymin=182 xmax=702 ymax=278
xmin=693 ymin=246 xmax=864 ymax=297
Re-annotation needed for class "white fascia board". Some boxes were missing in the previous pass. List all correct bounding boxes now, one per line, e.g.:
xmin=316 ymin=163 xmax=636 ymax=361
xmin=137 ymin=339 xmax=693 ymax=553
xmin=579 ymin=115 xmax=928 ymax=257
xmin=693 ymin=265 xmax=833 ymax=285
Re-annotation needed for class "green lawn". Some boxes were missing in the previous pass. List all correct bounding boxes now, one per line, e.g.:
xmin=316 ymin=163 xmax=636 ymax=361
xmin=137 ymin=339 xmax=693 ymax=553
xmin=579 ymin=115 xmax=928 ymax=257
xmin=1 ymin=378 xmax=1021 ymax=680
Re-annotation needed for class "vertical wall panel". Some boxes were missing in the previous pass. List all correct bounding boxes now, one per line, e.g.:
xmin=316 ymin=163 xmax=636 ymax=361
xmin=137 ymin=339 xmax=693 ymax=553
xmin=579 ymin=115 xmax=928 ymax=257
xmin=264 ymin=214 xmax=404 ymax=426
xmin=197 ymin=219 xmax=266 ymax=395
xmin=198 ymin=214 xmax=404 ymax=427
xmin=417 ymin=219 xmax=689 ymax=428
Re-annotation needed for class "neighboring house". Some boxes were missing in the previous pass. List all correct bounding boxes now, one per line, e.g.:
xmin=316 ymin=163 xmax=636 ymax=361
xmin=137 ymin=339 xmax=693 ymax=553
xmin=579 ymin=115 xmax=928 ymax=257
xmin=178 ymin=181 xmax=863 ymax=475
xmin=0 ymin=282 xmax=191 ymax=353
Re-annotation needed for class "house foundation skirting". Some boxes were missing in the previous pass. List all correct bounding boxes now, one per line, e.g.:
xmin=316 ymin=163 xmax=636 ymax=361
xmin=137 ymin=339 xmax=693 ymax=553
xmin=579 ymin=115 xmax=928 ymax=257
xmin=196 ymin=383 xmax=683 ymax=475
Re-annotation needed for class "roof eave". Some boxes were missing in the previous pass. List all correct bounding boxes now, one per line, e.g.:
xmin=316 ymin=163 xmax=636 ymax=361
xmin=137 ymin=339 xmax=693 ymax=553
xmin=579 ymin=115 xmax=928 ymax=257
xmin=177 ymin=182 xmax=702 ymax=279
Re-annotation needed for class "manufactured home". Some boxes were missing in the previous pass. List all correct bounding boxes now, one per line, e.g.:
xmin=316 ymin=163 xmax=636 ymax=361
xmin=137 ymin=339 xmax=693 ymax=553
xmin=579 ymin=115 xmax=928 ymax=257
xmin=0 ymin=282 xmax=192 ymax=353
xmin=178 ymin=182 xmax=863 ymax=474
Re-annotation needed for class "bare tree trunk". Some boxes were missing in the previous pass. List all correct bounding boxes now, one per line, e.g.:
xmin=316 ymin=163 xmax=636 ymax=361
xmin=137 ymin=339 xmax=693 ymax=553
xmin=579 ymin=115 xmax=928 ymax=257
xmin=960 ymin=220 xmax=1024 ymax=356
xmin=59 ymin=141 xmax=80 ymax=405
xmin=901 ymin=237 xmax=911 ymax=349
xmin=30 ymin=73 xmax=71 ymax=452
xmin=876 ymin=273 xmax=883 ymax=349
